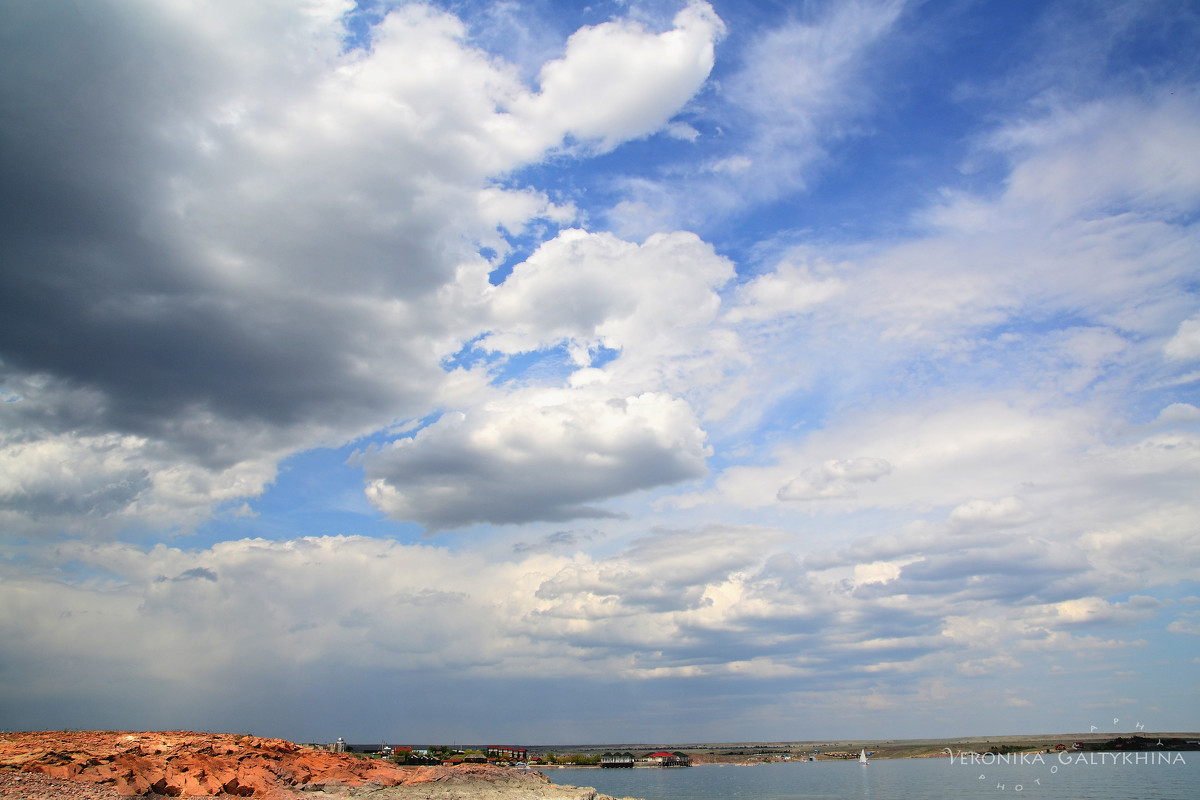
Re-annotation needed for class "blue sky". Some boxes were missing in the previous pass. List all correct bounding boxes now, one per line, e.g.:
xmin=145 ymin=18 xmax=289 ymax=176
xmin=1 ymin=0 xmax=1199 ymax=745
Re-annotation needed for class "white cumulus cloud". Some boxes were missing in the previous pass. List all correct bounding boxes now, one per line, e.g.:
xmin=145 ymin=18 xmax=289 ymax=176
xmin=358 ymin=389 xmax=710 ymax=530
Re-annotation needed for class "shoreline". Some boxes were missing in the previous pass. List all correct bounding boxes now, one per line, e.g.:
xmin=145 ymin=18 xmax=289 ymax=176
xmin=2 ymin=729 xmax=1196 ymax=796
xmin=523 ymin=731 xmax=1200 ymax=765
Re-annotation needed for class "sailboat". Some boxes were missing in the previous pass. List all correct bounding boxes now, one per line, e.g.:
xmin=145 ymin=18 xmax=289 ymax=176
xmin=859 ymin=749 xmax=869 ymax=765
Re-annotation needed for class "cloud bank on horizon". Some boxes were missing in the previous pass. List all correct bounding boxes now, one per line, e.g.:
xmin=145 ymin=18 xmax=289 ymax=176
xmin=1 ymin=0 xmax=1198 ymax=744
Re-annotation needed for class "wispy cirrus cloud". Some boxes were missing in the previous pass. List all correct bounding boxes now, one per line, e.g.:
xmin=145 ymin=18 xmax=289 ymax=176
xmin=607 ymin=0 xmax=909 ymax=236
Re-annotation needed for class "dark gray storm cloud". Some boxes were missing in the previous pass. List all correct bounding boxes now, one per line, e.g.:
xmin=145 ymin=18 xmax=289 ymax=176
xmin=0 ymin=3 xmax=448 ymax=452
xmin=0 ymin=0 xmax=495 ymax=537
xmin=0 ymin=7 xmax=408 ymax=421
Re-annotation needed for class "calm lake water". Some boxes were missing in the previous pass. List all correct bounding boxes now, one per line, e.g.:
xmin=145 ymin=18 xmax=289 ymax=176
xmin=540 ymin=756 xmax=1199 ymax=799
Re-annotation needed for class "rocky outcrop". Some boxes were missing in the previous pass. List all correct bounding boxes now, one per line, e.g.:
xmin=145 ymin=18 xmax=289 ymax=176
xmin=0 ymin=732 xmax=636 ymax=800
xmin=0 ymin=731 xmax=410 ymax=797
xmin=370 ymin=764 xmax=622 ymax=800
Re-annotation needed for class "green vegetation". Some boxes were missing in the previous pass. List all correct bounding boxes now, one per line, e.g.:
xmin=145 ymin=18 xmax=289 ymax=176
xmin=564 ymin=753 xmax=600 ymax=765
xmin=537 ymin=751 xmax=600 ymax=766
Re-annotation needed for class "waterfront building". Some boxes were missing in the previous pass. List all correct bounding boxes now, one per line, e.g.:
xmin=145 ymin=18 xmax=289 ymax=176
xmin=600 ymin=752 xmax=635 ymax=768
xmin=643 ymin=751 xmax=690 ymax=767
xmin=487 ymin=746 xmax=529 ymax=761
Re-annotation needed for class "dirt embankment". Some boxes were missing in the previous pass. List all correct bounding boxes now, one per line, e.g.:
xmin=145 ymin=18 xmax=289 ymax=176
xmin=0 ymin=731 xmax=633 ymax=800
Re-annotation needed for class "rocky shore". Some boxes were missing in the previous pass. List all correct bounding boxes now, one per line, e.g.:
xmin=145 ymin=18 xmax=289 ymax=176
xmin=0 ymin=731 xmax=637 ymax=800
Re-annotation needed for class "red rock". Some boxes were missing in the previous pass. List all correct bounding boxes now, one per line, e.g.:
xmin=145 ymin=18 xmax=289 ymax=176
xmin=80 ymin=762 xmax=118 ymax=782
xmin=222 ymin=773 xmax=255 ymax=797
xmin=40 ymin=763 xmax=82 ymax=780
xmin=0 ymin=731 xmax=426 ymax=797
xmin=113 ymin=770 xmax=152 ymax=797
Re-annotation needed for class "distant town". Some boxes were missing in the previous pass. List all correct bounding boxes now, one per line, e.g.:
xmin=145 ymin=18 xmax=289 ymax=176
xmin=318 ymin=741 xmax=692 ymax=767
xmin=314 ymin=732 xmax=1200 ymax=766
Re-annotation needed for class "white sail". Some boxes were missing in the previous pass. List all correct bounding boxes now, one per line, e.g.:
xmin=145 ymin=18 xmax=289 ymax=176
xmin=859 ymin=749 xmax=868 ymax=764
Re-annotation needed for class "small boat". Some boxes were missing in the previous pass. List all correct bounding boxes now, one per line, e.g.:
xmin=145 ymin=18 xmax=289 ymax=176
xmin=859 ymin=749 xmax=868 ymax=765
